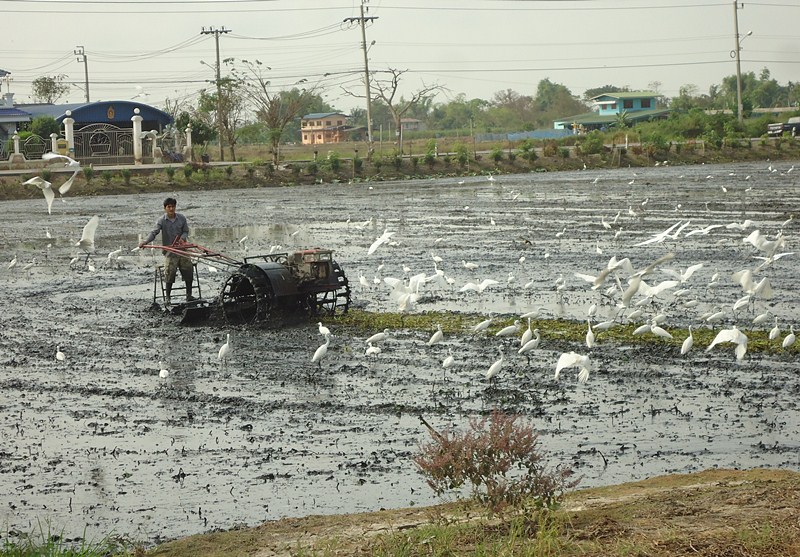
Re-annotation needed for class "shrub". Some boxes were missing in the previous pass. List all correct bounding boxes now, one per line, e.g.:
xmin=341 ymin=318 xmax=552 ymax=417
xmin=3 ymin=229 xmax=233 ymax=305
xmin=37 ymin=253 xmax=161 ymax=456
xmin=423 ymin=151 xmax=436 ymax=169
xmin=82 ymin=166 xmax=94 ymax=183
xmin=373 ymin=157 xmax=383 ymax=172
xmin=410 ymin=156 xmax=419 ymax=171
xmin=518 ymin=139 xmax=537 ymax=162
xmin=392 ymin=153 xmax=403 ymax=170
xmin=40 ymin=169 xmax=51 ymax=182
xmin=183 ymin=164 xmax=194 ymax=180
xmin=490 ymin=147 xmax=504 ymax=163
xmin=353 ymin=155 xmax=363 ymax=173
xmin=558 ymin=147 xmax=570 ymax=158
xmin=541 ymin=140 xmax=558 ymax=157
xmin=225 ymin=165 xmax=233 ymax=177
xmin=326 ymin=151 xmax=341 ymax=172
xmin=507 ymin=150 xmax=516 ymax=162
xmin=165 ymin=166 xmax=176 ymax=182
xmin=121 ymin=168 xmax=132 ymax=185
xmin=414 ymin=411 xmax=579 ymax=514
xmin=306 ymin=161 xmax=318 ymax=176
xmin=454 ymin=144 xmax=470 ymax=167
xmin=102 ymin=170 xmax=113 ymax=185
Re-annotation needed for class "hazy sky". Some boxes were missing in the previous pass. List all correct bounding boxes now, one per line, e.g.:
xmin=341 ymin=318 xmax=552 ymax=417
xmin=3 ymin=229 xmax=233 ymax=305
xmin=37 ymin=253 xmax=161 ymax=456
xmin=2 ymin=0 xmax=799 ymax=114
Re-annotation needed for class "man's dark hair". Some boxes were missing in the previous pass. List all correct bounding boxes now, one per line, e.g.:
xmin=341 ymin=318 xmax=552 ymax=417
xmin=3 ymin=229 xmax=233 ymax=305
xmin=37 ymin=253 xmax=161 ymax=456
xmin=164 ymin=197 xmax=177 ymax=207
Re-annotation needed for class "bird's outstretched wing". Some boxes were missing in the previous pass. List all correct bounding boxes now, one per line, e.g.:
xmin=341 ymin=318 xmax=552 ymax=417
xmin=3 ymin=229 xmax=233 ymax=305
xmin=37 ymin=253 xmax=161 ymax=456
xmin=78 ymin=215 xmax=100 ymax=250
xmin=59 ymin=170 xmax=79 ymax=195
xmin=42 ymin=186 xmax=54 ymax=214
xmin=43 ymin=152 xmax=80 ymax=168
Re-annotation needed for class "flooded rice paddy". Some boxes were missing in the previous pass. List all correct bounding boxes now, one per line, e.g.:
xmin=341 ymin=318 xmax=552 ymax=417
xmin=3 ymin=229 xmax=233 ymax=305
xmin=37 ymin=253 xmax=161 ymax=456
xmin=0 ymin=160 xmax=799 ymax=546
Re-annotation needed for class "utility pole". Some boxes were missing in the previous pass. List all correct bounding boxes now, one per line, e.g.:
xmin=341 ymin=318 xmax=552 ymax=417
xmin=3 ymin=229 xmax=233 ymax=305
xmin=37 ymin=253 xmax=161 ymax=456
xmin=74 ymin=46 xmax=89 ymax=103
xmin=344 ymin=1 xmax=378 ymax=160
xmin=732 ymin=1 xmax=746 ymax=124
xmin=201 ymin=26 xmax=230 ymax=162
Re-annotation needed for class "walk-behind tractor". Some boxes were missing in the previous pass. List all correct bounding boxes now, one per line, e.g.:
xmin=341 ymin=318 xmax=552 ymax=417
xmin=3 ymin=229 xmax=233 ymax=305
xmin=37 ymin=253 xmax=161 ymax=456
xmin=143 ymin=241 xmax=351 ymax=325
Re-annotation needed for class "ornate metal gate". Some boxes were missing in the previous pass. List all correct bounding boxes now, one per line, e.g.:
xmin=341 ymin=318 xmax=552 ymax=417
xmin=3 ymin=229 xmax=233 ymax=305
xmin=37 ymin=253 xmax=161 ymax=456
xmin=73 ymin=123 xmax=138 ymax=165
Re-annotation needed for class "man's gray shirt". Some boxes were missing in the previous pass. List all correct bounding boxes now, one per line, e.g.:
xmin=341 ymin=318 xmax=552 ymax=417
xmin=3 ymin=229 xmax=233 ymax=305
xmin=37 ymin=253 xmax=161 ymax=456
xmin=143 ymin=213 xmax=189 ymax=248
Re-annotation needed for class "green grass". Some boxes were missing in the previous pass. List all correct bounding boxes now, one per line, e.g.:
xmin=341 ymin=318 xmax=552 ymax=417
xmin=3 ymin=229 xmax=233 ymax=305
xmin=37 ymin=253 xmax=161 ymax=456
xmin=1 ymin=520 xmax=134 ymax=556
xmin=329 ymin=309 xmax=796 ymax=355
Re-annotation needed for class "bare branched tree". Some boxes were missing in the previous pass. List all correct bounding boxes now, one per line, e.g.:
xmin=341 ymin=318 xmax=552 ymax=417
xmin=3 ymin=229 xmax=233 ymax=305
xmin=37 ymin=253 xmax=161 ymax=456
xmin=233 ymin=59 xmax=319 ymax=166
xmin=371 ymin=69 xmax=442 ymax=154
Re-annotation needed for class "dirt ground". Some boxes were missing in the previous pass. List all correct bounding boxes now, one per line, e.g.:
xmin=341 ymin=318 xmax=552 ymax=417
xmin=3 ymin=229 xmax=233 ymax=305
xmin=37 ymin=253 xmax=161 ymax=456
xmin=0 ymin=159 xmax=799 ymax=549
xmin=148 ymin=468 xmax=800 ymax=556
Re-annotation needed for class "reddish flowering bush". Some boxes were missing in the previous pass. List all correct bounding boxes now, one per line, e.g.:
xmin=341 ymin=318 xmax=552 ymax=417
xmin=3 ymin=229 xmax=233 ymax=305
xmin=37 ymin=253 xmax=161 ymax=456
xmin=414 ymin=411 xmax=579 ymax=513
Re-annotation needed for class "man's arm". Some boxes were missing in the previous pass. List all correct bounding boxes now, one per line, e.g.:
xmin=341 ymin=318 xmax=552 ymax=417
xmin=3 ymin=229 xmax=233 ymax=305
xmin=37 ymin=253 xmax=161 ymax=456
xmin=139 ymin=217 xmax=163 ymax=247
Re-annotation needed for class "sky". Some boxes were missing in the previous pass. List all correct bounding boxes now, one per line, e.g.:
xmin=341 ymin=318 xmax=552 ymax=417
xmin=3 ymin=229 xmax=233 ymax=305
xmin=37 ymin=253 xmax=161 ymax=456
xmin=2 ymin=0 xmax=799 ymax=116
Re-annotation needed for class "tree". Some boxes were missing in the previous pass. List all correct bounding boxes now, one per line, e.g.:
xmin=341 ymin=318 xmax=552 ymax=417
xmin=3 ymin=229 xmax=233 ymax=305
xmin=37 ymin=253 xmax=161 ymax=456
xmin=369 ymin=68 xmax=442 ymax=154
xmin=198 ymin=75 xmax=247 ymax=161
xmin=175 ymin=111 xmax=216 ymax=152
xmin=31 ymin=75 xmax=70 ymax=104
xmin=29 ymin=115 xmax=60 ymax=138
xmin=232 ymin=59 xmax=320 ymax=166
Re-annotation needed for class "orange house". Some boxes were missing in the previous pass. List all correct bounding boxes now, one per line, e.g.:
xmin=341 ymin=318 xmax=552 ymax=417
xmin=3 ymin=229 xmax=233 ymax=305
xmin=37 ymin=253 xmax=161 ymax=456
xmin=300 ymin=112 xmax=349 ymax=145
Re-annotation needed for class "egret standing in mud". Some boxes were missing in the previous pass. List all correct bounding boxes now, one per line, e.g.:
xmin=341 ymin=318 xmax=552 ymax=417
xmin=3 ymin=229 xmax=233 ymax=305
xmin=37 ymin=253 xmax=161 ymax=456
xmin=56 ymin=346 xmax=65 ymax=361
xmin=218 ymin=334 xmax=232 ymax=370
xmin=427 ymin=324 xmax=444 ymax=346
xmin=312 ymin=335 xmax=330 ymax=368
xmin=485 ymin=346 xmax=504 ymax=384
xmin=317 ymin=322 xmax=331 ymax=338
xmin=366 ymin=328 xmax=389 ymax=345
xmin=681 ymin=326 xmax=694 ymax=355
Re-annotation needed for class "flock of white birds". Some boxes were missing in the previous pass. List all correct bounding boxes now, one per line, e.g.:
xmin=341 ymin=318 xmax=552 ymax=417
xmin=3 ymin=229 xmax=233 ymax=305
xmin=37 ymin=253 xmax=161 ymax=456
xmin=301 ymin=165 xmax=797 ymax=385
xmin=8 ymin=158 xmax=797 ymax=385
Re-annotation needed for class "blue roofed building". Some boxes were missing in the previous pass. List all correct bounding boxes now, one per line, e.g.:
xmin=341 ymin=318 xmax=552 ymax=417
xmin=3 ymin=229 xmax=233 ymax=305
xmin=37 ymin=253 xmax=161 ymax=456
xmin=554 ymin=91 xmax=670 ymax=133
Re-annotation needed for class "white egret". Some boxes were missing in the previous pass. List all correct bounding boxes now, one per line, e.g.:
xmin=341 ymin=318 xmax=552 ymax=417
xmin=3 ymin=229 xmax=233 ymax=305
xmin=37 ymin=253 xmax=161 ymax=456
xmin=218 ymin=333 xmax=232 ymax=369
xmin=485 ymin=347 xmax=504 ymax=381
xmin=367 ymin=229 xmax=395 ymax=256
xmin=442 ymin=348 xmax=455 ymax=369
xmin=585 ymin=319 xmax=595 ymax=348
xmin=462 ymin=260 xmax=478 ymax=270
xmin=459 ymin=278 xmax=499 ymax=293
xmin=427 ymin=324 xmax=444 ymax=346
xmin=472 ymin=317 xmax=493 ymax=333
xmin=23 ymin=176 xmax=56 ymax=214
xmin=365 ymin=342 xmax=381 ymax=357
xmin=311 ymin=336 xmax=330 ymax=367
xmin=681 ymin=326 xmax=694 ymax=355
xmin=76 ymin=215 xmax=100 ymax=262
xmin=520 ymin=318 xmax=533 ymax=346
xmin=554 ymin=352 xmax=591 ymax=384
xmin=56 ymin=346 xmax=65 ymax=361
xmin=651 ymin=323 xmax=673 ymax=339
xmin=366 ymin=328 xmax=389 ymax=345
xmin=518 ymin=329 xmax=541 ymax=363
xmin=769 ymin=318 xmax=780 ymax=340
xmin=706 ymin=326 xmax=748 ymax=361
xmin=495 ymin=320 xmax=520 ymax=337
xmin=317 ymin=322 xmax=331 ymax=338
xmin=159 ymin=361 xmax=169 ymax=379
xmin=782 ymin=325 xmax=796 ymax=349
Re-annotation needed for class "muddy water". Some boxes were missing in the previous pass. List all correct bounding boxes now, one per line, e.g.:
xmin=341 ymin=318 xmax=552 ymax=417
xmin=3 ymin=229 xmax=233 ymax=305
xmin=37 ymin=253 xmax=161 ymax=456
xmin=1 ymin=160 xmax=799 ymax=546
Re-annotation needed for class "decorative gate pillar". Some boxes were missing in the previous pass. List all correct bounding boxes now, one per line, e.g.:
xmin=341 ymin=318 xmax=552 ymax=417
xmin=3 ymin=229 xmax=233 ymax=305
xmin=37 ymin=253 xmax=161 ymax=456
xmin=8 ymin=133 xmax=24 ymax=166
xmin=63 ymin=111 xmax=75 ymax=155
xmin=132 ymin=108 xmax=143 ymax=165
xmin=50 ymin=133 xmax=58 ymax=153
xmin=183 ymin=125 xmax=192 ymax=161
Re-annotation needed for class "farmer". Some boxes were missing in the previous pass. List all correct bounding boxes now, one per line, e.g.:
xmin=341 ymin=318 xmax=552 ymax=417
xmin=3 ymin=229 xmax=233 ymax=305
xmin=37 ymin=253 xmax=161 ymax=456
xmin=140 ymin=197 xmax=194 ymax=304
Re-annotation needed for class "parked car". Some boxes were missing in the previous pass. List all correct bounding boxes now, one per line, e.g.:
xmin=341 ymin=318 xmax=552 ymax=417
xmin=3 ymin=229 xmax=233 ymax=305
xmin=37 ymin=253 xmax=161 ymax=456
xmin=767 ymin=116 xmax=800 ymax=137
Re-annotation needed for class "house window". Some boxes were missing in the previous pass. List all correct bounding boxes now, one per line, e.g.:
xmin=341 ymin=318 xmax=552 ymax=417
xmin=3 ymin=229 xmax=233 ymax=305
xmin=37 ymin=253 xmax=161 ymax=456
xmin=317 ymin=134 xmax=322 ymax=140
xmin=610 ymin=103 xmax=617 ymax=110
xmin=337 ymin=120 xmax=342 ymax=126
xmin=623 ymin=100 xmax=633 ymax=109
xmin=303 ymin=134 xmax=308 ymax=141
xmin=302 ymin=121 xmax=307 ymax=127
xmin=641 ymin=99 xmax=652 ymax=108
xmin=316 ymin=121 xmax=322 ymax=126
xmin=325 ymin=120 xmax=331 ymax=126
